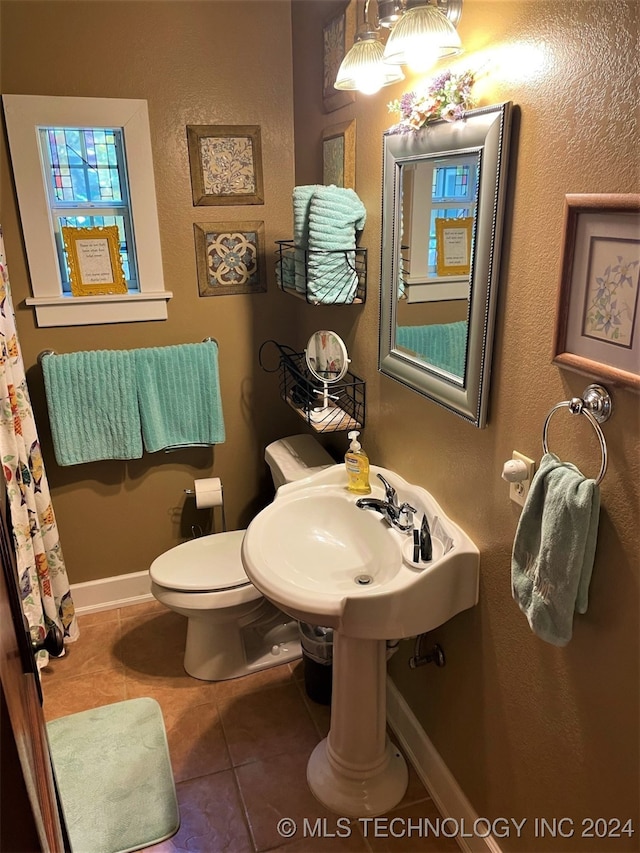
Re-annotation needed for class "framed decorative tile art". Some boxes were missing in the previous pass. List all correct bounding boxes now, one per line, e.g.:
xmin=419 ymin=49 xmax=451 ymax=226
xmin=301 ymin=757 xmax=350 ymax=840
xmin=552 ymin=193 xmax=640 ymax=391
xmin=194 ymin=221 xmax=266 ymax=297
xmin=322 ymin=120 xmax=355 ymax=188
xmin=187 ymin=125 xmax=264 ymax=206
xmin=322 ymin=3 xmax=356 ymax=113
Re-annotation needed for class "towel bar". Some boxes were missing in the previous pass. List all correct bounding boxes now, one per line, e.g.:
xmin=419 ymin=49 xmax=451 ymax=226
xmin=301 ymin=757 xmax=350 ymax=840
xmin=37 ymin=349 xmax=55 ymax=365
xmin=542 ymin=384 xmax=612 ymax=485
xmin=37 ymin=338 xmax=219 ymax=367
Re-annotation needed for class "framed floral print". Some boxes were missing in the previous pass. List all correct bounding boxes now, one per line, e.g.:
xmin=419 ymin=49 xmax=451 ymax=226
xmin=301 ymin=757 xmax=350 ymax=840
xmin=194 ymin=221 xmax=266 ymax=297
xmin=322 ymin=119 xmax=355 ymax=188
xmin=552 ymin=193 xmax=640 ymax=391
xmin=187 ymin=125 xmax=264 ymax=206
xmin=322 ymin=3 xmax=356 ymax=113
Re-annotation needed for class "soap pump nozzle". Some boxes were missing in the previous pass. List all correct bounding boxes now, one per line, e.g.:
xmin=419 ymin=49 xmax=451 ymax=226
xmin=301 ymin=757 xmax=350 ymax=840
xmin=348 ymin=430 xmax=361 ymax=452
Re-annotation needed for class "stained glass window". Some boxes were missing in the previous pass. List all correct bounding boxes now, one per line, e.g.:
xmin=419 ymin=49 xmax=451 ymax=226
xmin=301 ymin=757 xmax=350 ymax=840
xmin=39 ymin=126 xmax=138 ymax=292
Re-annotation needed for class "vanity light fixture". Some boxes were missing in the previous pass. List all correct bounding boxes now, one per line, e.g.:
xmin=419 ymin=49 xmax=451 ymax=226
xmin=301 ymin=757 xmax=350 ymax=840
xmin=383 ymin=0 xmax=463 ymax=72
xmin=334 ymin=1 xmax=405 ymax=94
xmin=335 ymin=0 xmax=463 ymax=94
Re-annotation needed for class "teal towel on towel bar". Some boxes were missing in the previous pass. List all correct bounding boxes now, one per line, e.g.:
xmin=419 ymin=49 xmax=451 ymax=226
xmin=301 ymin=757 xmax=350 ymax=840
xmin=42 ymin=350 xmax=143 ymax=465
xmin=135 ymin=340 xmax=225 ymax=452
xmin=511 ymin=452 xmax=600 ymax=646
xmin=396 ymin=321 xmax=468 ymax=377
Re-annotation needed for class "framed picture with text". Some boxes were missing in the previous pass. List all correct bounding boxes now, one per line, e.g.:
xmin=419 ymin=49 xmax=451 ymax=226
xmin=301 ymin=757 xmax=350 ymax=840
xmin=61 ymin=225 xmax=128 ymax=296
xmin=552 ymin=193 xmax=640 ymax=391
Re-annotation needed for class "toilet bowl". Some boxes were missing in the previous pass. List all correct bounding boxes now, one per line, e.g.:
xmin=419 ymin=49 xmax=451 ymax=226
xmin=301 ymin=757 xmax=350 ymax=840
xmin=149 ymin=434 xmax=335 ymax=681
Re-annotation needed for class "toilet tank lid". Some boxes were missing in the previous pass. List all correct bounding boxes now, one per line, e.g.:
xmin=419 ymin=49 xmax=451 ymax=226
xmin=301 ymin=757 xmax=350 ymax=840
xmin=150 ymin=530 xmax=250 ymax=592
xmin=264 ymin=434 xmax=334 ymax=482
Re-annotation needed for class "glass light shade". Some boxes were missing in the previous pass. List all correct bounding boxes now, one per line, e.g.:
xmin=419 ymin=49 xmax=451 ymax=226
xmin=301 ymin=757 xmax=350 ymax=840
xmin=383 ymin=4 xmax=462 ymax=72
xmin=334 ymin=33 xmax=405 ymax=94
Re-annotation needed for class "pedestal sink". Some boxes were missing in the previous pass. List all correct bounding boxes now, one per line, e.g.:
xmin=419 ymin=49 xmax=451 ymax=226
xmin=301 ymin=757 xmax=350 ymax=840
xmin=241 ymin=464 xmax=479 ymax=817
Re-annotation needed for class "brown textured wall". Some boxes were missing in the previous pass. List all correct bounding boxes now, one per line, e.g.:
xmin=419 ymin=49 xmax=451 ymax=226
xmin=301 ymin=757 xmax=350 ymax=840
xmin=1 ymin=0 xmax=303 ymax=583
xmin=292 ymin=0 xmax=639 ymax=849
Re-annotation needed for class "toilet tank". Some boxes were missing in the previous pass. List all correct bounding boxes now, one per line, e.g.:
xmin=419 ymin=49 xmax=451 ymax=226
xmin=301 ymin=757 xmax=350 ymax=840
xmin=265 ymin=434 xmax=335 ymax=489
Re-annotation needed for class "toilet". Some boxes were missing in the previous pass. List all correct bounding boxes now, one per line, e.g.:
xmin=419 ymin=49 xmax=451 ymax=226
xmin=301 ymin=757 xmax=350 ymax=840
xmin=149 ymin=434 xmax=335 ymax=681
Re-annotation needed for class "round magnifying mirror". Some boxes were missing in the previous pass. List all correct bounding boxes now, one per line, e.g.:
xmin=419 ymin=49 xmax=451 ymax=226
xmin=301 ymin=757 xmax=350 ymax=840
xmin=305 ymin=331 xmax=350 ymax=425
xmin=305 ymin=330 xmax=349 ymax=383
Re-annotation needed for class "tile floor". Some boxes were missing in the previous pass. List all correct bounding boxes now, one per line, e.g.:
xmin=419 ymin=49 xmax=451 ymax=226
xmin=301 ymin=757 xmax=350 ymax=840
xmin=41 ymin=600 xmax=458 ymax=853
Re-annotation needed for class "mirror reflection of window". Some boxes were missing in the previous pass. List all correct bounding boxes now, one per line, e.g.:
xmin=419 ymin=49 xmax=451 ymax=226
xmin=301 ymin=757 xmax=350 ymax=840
xmin=403 ymin=155 xmax=478 ymax=287
xmin=428 ymin=161 xmax=477 ymax=276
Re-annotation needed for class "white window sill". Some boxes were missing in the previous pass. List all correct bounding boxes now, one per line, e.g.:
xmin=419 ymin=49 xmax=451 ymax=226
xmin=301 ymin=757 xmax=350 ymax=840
xmin=25 ymin=291 xmax=173 ymax=327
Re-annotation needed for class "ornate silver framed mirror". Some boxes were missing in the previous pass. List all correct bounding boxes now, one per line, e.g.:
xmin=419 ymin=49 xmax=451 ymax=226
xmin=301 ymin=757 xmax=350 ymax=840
xmin=379 ymin=102 xmax=513 ymax=427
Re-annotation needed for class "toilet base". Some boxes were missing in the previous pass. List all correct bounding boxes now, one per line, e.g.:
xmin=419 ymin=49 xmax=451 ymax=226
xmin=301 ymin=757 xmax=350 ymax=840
xmin=184 ymin=605 xmax=301 ymax=681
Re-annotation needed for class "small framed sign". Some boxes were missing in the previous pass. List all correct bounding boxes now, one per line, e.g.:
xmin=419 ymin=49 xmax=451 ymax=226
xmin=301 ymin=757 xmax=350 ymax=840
xmin=62 ymin=225 xmax=127 ymax=296
xmin=435 ymin=217 xmax=473 ymax=277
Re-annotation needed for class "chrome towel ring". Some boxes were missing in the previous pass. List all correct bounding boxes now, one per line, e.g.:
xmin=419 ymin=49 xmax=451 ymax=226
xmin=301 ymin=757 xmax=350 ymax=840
xmin=542 ymin=384 xmax=612 ymax=486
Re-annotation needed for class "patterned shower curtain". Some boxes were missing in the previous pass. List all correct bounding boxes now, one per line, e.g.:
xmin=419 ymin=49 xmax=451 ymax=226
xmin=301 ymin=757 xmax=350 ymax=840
xmin=0 ymin=229 xmax=78 ymax=665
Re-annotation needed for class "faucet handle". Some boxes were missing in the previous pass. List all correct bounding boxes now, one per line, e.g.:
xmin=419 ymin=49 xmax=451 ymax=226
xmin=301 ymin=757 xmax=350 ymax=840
xmin=376 ymin=473 xmax=397 ymax=505
xmin=397 ymin=502 xmax=417 ymax=531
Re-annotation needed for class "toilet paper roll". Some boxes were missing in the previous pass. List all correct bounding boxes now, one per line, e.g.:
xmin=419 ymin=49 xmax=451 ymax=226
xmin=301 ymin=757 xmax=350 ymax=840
xmin=194 ymin=477 xmax=223 ymax=509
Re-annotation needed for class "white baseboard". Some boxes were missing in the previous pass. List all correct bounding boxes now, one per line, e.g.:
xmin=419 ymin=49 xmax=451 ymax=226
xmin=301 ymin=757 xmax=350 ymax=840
xmin=387 ymin=677 xmax=502 ymax=853
xmin=71 ymin=570 xmax=153 ymax=615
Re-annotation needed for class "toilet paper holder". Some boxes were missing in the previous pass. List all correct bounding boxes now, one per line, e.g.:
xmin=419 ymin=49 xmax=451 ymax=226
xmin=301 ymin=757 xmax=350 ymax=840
xmin=184 ymin=480 xmax=227 ymax=532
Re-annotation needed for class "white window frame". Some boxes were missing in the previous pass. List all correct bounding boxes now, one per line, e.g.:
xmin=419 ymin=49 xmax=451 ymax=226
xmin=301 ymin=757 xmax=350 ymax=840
xmin=3 ymin=94 xmax=172 ymax=327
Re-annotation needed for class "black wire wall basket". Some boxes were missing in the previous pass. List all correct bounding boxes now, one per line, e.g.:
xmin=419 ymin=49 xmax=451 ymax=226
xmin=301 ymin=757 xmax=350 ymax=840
xmin=275 ymin=241 xmax=367 ymax=306
xmin=259 ymin=340 xmax=365 ymax=434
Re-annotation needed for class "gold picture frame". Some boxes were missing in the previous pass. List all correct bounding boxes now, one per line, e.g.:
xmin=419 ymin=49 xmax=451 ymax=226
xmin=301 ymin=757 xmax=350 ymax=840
xmin=61 ymin=225 xmax=127 ymax=297
xmin=194 ymin=221 xmax=266 ymax=297
xmin=322 ymin=120 xmax=356 ymax=189
xmin=435 ymin=217 xmax=473 ymax=277
xmin=187 ymin=125 xmax=264 ymax=206
xmin=322 ymin=2 xmax=356 ymax=113
xmin=552 ymin=193 xmax=640 ymax=391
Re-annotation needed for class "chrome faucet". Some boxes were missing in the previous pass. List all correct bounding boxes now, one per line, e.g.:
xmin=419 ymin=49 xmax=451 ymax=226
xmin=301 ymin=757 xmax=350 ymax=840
xmin=356 ymin=474 xmax=417 ymax=533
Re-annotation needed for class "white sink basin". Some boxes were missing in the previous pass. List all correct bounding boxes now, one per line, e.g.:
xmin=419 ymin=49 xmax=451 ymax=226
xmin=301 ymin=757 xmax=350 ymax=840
xmin=242 ymin=463 xmax=480 ymax=817
xmin=241 ymin=464 xmax=479 ymax=639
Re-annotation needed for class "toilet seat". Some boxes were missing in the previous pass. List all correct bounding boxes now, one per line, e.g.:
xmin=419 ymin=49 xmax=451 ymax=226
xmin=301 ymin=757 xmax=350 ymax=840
xmin=150 ymin=529 xmax=250 ymax=593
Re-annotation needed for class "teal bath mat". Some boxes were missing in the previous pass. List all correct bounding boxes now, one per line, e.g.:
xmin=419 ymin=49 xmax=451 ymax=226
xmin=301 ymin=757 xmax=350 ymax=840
xmin=47 ymin=698 xmax=179 ymax=853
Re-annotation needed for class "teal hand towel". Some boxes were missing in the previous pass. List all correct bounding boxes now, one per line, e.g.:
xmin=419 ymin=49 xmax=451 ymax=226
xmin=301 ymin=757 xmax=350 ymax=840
xmin=511 ymin=452 xmax=600 ymax=646
xmin=134 ymin=340 xmax=225 ymax=452
xmin=42 ymin=350 xmax=142 ymax=465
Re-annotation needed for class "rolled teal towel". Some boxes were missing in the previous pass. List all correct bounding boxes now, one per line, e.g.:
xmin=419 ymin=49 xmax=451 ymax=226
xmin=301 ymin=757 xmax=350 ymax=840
xmin=307 ymin=186 xmax=367 ymax=303
xmin=134 ymin=340 xmax=225 ymax=452
xmin=511 ymin=452 xmax=600 ymax=646
xmin=293 ymin=185 xmax=321 ymax=292
xmin=308 ymin=185 xmax=367 ymax=249
xmin=42 ymin=350 xmax=142 ymax=465
xmin=293 ymin=185 xmax=321 ymax=247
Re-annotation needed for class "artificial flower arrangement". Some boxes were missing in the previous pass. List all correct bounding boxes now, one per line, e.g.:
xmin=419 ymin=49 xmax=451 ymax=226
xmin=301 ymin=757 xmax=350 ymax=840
xmin=387 ymin=69 xmax=476 ymax=133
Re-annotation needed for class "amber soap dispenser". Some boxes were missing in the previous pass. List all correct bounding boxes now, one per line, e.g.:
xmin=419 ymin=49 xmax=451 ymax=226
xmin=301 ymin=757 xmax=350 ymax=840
xmin=345 ymin=430 xmax=371 ymax=495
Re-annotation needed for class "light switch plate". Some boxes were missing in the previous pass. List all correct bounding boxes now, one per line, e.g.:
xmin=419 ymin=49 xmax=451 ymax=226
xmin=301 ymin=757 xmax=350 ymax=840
xmin=510 ymin=451 xmax=536 ymax=507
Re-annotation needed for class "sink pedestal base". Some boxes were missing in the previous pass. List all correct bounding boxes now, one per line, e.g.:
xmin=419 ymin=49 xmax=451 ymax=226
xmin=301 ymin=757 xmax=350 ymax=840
xmin=307 ymin=633 xmax=408 ymax=817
